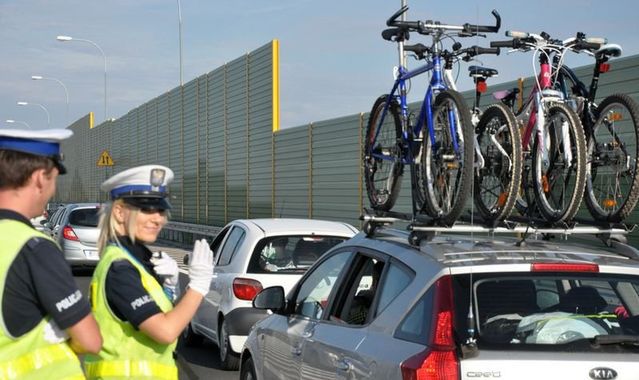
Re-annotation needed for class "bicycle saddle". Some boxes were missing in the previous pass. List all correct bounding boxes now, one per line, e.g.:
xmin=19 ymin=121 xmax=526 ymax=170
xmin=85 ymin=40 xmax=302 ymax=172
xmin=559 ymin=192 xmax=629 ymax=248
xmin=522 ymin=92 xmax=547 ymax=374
xmin=468 ymin=66 xmax=498 ymax=78
xmin=596 ymin=43 xmax=622 ymax=58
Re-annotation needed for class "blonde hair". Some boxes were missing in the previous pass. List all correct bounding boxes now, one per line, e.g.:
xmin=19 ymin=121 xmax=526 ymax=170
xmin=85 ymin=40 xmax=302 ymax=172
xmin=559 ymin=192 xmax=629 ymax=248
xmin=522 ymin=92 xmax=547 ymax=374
xmin=97 ymin=199 xmax=140 ymax=253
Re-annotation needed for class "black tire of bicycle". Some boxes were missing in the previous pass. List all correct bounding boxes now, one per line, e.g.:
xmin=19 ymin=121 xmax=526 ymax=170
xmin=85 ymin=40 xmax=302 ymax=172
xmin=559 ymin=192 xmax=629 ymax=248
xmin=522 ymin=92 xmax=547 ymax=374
xmin=531 ymin=102 xmax=587 ymax=223
xmin=473 ymin=103 xmax=523 ymax=223
xmin=584 ymin=93 xmax=639 ymax=223
xmin=364 ymin=95 xmax=404 ymax=211
xmin=421 ymin=90 xmax=474 ymax=225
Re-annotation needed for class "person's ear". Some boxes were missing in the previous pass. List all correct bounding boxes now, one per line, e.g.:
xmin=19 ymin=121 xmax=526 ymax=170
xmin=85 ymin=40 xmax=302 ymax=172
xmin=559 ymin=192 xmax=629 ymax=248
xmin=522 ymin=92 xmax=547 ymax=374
xmin=112 ymin=202 xmax=128 ymax=224
xmin=30 ymin=168 xmax=47 ymax=191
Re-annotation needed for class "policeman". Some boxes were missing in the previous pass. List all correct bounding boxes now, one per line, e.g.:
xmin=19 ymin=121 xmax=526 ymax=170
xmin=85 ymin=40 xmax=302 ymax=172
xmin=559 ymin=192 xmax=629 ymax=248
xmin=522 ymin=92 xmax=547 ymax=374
xmin=0 ymin=128 xmax=102 ymax=379
xmin=84 ymin=165 xmax=214 ymax=380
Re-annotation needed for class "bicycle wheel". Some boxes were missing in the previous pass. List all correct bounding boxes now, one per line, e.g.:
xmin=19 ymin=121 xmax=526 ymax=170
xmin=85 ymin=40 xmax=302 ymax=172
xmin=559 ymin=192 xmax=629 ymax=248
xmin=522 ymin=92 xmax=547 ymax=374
xmin=584 ymin=94 xmax=639 ymax=222
xmin=364 ymin=95 xmax=404 ymax=211
xmin=474 ymin=103 xmax=523 ymax=223
xmin=421 ymin=90 xmax=474 ymax=225
xmin=531 ymin=102 xmax=586 ymax=223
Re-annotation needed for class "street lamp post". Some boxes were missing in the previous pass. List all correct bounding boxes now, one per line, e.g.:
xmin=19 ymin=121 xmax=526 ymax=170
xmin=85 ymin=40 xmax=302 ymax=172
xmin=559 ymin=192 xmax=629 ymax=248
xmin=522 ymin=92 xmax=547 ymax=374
xmin=31 ymin=75 xmax=70 ymax=125
xmin=177 ymin=0 xmax=183 ymax=86
xmin=17 ymin=101 xmax=50 ymax=127
xmin=57 ymin=35 xmax=107 ymax=122
xmin=5 ymin=119 xmax=31 ymax=129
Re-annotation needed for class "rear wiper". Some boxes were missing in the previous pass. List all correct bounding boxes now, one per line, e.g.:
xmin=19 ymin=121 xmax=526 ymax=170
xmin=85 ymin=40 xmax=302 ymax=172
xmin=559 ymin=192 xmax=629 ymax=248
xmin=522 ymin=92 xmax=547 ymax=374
xmin=593 ymin=335 xmax=639 ymax=346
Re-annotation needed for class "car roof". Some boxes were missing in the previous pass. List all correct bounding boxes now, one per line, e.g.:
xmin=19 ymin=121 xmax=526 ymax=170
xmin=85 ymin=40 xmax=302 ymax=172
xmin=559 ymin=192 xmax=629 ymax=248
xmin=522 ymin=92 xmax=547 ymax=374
xmin=232 ymin=218 xmax=358 ymax=237
xmin=350 ymin=228 xmax=639 ymax=272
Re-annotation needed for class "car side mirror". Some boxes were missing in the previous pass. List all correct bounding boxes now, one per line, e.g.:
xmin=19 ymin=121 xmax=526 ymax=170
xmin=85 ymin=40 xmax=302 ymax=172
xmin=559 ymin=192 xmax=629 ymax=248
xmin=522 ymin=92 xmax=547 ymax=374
xmin=253 ymin=286 xmax=285 ymax=311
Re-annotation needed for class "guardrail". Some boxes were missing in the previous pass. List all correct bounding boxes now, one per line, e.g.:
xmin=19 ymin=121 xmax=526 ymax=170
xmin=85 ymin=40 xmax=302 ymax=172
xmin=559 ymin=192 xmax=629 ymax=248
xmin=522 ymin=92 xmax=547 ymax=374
xmin=164 ymin=221 xmax=222 ymax=238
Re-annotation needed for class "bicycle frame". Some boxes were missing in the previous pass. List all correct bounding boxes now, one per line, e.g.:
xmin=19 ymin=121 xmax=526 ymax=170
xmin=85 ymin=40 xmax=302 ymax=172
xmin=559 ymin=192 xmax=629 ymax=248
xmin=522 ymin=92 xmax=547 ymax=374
xmin=372 ymin=54 xmax=458 ymax=165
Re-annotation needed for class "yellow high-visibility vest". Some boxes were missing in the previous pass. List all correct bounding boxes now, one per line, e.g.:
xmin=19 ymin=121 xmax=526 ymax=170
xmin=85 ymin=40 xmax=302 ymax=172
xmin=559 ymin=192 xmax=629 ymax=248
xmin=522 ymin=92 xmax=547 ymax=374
xmin=0 ymin=219 xmax=85 ymax=380
xmin=84 ymin=243 xmax=177 ymax=380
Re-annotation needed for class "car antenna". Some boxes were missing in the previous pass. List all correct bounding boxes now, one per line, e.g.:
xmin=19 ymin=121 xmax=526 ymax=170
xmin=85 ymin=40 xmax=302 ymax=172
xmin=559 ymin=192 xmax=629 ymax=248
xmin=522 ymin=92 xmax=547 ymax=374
xmin=462 ymin=267 xmax=478 ymax=358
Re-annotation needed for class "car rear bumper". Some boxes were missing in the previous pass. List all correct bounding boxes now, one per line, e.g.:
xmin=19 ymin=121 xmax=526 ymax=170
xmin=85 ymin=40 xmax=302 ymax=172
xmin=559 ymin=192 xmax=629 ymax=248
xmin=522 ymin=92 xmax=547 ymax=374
xmin=64 ymin=246 xmax=100 ymax=267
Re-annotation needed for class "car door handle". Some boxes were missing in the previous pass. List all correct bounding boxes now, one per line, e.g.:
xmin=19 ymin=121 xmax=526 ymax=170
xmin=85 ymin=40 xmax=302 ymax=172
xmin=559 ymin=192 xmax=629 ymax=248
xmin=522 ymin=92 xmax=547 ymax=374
xmin=336 ymin=358 xmax=352 ymax=372
xmin=291 ymin=344 xmax=302 ymax=356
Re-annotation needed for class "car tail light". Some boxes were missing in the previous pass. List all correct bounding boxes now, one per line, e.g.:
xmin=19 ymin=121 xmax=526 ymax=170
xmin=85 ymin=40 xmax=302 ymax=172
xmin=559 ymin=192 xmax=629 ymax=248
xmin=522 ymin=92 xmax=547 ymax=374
xmin=232 ymin=278 xmax=263 ymax=301
xmin=62 ymin=225 xmax=79 ymax=241
xmin=532 ymin=263 xmax=599 ymax=272
xmin=401 ymin=276 xmax=459 ymax=380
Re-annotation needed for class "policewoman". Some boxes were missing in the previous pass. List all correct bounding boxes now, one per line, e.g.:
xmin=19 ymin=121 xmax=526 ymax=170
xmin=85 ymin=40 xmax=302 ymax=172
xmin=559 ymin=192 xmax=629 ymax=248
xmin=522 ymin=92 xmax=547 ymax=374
xmin=0 ymin=129 xmax=102 ymax=379
xmin=84 ymin=165 xmax=214 ymax=380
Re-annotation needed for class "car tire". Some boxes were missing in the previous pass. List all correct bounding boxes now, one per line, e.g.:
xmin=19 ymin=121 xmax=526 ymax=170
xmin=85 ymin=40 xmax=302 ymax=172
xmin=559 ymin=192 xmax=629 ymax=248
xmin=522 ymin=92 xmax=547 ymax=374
xmin=181 ymin=322 xmax=203 ymax=346
xmin=240 ymin=357 xmax=257 ymax=380
xmin=219 ymin=318 xmax=240 ymax=370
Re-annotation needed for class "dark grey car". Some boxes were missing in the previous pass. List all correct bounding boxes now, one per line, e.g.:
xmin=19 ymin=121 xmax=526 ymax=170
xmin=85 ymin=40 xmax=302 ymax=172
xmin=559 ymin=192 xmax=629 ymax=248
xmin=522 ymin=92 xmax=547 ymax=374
xmin=241 ymin=228 xmax=639 ymax=380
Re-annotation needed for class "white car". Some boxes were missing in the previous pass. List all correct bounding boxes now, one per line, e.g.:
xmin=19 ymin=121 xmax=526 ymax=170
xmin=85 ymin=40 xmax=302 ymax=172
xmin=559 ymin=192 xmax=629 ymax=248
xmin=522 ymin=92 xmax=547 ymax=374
xmin=182 ymin=218 xmax=358 ymax=370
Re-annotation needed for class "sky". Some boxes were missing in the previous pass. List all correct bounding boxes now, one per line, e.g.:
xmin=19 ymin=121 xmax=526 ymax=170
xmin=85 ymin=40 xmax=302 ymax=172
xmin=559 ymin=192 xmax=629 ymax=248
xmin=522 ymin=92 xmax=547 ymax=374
xmin=1 ymin=0 xmax=638 ymax=130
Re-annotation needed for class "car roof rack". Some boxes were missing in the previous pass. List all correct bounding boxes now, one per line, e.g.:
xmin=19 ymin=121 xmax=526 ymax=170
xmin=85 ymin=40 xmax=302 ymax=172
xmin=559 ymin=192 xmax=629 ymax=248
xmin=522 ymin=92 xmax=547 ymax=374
xmin=360 ymin=208 xmax=638 ymax=259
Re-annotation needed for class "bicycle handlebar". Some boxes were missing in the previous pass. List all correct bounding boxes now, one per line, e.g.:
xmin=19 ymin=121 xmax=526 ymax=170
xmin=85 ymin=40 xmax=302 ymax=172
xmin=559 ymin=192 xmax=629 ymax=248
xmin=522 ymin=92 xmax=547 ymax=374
xmin=490 ymin=39 xmax=521 ymax=49
xmin=462 ymin=9 xmax=501 ymax=33
xmin=386 ymin=5 xmax=408 ymax=27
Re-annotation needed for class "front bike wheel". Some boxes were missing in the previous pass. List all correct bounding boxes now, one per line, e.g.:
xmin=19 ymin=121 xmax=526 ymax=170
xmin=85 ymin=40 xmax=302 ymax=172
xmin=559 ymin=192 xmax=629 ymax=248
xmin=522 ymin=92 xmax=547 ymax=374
xmin=364 ymin=95 xmax=404 ymax=211
xmin=584 ymin=94 xmax=639 ymax=222
xmin=474 ymin=103 xmax=523 ymax=223
xmin=532 ymin=103 xmax=586 ymax=223
xmin=421 ymin=90 xmax=474 ymax=225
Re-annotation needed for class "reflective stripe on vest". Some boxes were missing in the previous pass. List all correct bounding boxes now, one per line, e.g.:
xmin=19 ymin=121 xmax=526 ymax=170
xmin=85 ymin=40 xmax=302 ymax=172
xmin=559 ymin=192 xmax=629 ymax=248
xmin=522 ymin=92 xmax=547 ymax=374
xmin=0 ymin=344 xmax=85 ymax=380
xmin=0 ymin=219 xmax=85 ymax=380
xmin=85 ymin=243 xmax=176 ymax=380
xmin=84 ymin=360 xmax=178 ymax=379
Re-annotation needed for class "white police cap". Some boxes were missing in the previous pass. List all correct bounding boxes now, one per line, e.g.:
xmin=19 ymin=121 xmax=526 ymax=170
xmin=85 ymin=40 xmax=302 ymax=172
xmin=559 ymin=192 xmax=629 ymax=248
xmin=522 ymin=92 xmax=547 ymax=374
xmin=0 ymin=128 xmax=72 ymax=174
xmin=101 ymin=165 xmax=174 ymax=210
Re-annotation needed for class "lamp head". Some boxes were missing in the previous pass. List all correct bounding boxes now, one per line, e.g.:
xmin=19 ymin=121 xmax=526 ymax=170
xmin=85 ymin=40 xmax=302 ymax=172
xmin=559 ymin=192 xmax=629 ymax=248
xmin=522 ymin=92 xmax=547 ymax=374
xmin=17 ymin=102 xmax=28 ymax=106
xmin=31 ymin=75 xmax=43 ymax=80
xmin=56 ymin=35 xmax=72 ymax=41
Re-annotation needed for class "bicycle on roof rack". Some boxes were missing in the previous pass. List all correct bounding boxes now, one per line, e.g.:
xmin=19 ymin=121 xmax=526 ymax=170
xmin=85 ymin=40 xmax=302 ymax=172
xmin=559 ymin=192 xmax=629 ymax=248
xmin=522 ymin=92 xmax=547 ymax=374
xmin=553 ymin=33 xmax=639 ymax=223
xmin=491 ymin=31 xmax=587 ymax=224
xmin=443 ymin=44 xmax=523 ymax=225
xmin=363 ymin=5 xmax=500 ymax=226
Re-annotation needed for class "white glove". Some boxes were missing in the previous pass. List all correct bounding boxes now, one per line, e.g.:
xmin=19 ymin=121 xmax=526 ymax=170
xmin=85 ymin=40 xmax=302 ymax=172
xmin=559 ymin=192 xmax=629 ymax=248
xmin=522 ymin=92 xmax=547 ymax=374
xmin=188 ymin=239 xmax=214 ymax=296
xmin=151 ymin=251 xmax=179 ymax=298
xmin=43 ymin=320 xmax=69 ymax=344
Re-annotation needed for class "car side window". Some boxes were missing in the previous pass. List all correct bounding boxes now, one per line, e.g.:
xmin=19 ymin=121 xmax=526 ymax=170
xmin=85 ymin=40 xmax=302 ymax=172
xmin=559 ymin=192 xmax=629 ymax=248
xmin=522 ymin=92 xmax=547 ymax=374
xmin=217 ymin=227 xmax=246 ymax=267
xmin=294 ymin=251 xmax=351 ymax=320
xmin=209 ymin=227 xmax=230 ymax=263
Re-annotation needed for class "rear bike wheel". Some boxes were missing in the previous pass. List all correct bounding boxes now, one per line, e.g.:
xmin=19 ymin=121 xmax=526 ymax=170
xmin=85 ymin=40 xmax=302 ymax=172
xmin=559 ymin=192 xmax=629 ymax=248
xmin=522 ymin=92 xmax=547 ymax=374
xmin=474 ymin=103 xmax=523 ymax=223
xmin=532 ymin=103 xmax=586 ymax=223
xmin=364 ymin=95 xmax=404 ymax=211
xmin=421 ymin=90 xmax=474 ymax=225
xmin=584 ymin=94 xmax=639 ymax=223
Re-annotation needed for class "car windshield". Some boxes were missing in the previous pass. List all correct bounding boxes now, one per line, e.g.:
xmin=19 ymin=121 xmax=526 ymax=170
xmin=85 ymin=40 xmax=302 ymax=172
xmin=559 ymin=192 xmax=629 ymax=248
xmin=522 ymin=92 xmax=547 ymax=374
xmin=461 ymin=274 xmax=639 ymax=348
xmin=68 ymin=208 xmax=100 ymax=227
xmin=248 ymin=235 xmax=347 ymax=274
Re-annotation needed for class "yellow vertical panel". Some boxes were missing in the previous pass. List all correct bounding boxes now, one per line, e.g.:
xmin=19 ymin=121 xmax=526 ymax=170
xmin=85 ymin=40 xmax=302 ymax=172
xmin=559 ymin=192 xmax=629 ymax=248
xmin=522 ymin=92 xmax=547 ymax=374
xmin=89 ymin=111 xmax=94 ymax=129
xmin=272 ymin=39 xmax=280 ymax=133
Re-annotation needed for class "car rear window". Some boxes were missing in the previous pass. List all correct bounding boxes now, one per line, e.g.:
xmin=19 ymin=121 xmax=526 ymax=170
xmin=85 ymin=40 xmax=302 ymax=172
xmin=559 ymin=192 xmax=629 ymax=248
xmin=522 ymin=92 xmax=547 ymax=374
xmin=396 ymin=273 xmax=639 ymax=351
xmin=248 ymin=235 xmax=347 ymax=274
xmin=467 ymin=274 xmax=639 ymax=349
xmin=68 ymin=208 xmax=100 ymax=227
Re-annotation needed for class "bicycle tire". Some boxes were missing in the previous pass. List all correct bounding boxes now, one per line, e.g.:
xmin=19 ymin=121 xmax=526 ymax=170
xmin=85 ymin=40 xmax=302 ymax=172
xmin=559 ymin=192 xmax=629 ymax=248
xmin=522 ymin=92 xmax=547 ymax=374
xmin=364 ymin=95 xmax=404 ymax=211
xmin=474 ymin=103 xmax=523 ymax=223
xmin=421 ymin=90 xmax=474 ymax=225
xmin=531 ymin=102 xmax=586 ymax=223
xmin=584 ymin=94 xmax=639 ymax=222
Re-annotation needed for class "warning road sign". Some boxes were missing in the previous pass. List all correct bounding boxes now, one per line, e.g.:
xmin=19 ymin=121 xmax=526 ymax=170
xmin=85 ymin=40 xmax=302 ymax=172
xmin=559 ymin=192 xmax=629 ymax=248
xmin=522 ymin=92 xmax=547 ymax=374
xmin=97 ymin=150 xmax=114 ymax=167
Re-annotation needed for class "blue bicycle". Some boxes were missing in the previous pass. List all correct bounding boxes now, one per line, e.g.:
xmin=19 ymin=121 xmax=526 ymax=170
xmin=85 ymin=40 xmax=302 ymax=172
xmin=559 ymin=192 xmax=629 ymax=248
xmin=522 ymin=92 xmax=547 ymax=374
xmin=364 ymin=6 xmax=500 ymax=225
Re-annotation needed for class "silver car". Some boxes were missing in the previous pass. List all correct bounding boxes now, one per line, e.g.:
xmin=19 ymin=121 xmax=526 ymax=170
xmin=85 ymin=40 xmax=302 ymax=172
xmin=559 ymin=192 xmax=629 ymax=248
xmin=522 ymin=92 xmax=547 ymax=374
xmin=241 ymin=228 xmax=639 ymax=380
xmin=49 ymin=203 xmax=102 ymax=267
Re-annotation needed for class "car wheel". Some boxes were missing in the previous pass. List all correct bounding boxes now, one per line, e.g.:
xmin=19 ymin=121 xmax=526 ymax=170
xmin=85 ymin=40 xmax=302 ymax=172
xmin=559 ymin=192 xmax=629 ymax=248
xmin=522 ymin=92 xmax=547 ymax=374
xmin=240 ymin=357 xmax=257 ymax=380
xmin=219 ymin=318 xmax=240 ymax=370
xmin=181 ymin=322 xmax=203 ymax=346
